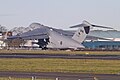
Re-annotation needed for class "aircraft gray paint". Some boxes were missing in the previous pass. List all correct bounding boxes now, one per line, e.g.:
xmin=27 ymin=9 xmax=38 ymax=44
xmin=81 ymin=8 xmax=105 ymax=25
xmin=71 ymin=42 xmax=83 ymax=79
xmin=8 ymin=21 xmax=113 ymax=50
xmin=47 ymin=29 xmax=85 ymax=49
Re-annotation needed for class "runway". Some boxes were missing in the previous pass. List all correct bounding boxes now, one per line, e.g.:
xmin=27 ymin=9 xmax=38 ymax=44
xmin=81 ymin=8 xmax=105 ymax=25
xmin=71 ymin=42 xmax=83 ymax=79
xmin=0 ymin=71 xmax=120 ymax=80
xmin=0 ymin=53 xmax=120 ymax=60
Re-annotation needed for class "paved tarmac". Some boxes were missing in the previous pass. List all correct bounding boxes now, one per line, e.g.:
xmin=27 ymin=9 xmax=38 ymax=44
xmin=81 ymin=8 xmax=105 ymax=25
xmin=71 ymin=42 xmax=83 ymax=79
xmin=0 ymin=71 xmax=120 ymax=80
xmin=0 ymin=53 xmax=120 ymax=60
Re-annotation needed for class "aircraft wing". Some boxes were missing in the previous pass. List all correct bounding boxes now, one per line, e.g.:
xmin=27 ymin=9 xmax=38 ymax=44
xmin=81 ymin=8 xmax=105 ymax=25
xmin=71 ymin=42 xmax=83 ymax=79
xmin=20 ymin=28 xmax=49 ymax=39
xmin=8 ymin=27 xmax=49 ymax=40
xmin=8 ymin=26 xmax=74 ymax=40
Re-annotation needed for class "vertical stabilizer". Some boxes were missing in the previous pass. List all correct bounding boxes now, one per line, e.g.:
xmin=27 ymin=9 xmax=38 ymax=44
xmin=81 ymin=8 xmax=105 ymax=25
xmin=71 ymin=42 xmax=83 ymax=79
xmin=72 ymin=26 xmax=90 ymax=43
xmin=71 ymin=20 xmax=113 ymax=43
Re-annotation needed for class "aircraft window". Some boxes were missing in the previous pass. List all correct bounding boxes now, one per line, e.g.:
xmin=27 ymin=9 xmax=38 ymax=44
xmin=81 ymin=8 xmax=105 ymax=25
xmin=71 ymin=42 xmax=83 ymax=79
xmin=60 ymin=41 xmax=62 ymax=45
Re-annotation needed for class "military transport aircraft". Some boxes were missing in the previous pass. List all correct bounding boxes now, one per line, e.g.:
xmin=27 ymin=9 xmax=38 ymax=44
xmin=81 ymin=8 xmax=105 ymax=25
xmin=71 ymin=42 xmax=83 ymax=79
xmin=8 ymin=21 xmax=113 ymax=50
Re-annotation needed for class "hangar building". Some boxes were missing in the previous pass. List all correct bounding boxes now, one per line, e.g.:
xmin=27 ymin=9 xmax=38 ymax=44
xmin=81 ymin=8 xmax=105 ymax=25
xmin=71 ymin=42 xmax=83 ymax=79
xmin=83 ymin=30 xmax=120 ymax=50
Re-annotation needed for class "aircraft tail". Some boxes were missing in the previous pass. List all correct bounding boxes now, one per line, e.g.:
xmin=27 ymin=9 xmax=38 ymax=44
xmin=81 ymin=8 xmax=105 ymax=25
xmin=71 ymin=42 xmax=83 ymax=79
xmin=71 ymin=20 xmax=113 ymax=43
xmin=72 ymin=26 xmax=90 ymax=43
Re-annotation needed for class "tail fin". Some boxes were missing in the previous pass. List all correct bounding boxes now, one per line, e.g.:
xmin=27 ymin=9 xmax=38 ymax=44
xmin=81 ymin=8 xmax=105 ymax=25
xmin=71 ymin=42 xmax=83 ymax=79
xmin=71 ymin=20 xmax=113 ymax=43
xmin=72 ymin=26 xmax=90 ymax=43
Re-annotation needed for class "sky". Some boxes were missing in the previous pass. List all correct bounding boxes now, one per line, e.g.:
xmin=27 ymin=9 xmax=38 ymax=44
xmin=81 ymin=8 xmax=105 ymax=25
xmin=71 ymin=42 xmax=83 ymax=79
xmin=0 ymin=0 xmax=120 ymax=30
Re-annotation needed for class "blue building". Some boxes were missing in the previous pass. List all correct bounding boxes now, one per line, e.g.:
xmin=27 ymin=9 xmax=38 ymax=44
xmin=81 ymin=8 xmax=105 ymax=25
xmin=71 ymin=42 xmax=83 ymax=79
xmin=83 ymin=41 xmax=120 ymax=50
xmin=82 ymin=30 xmax=120 ymax=50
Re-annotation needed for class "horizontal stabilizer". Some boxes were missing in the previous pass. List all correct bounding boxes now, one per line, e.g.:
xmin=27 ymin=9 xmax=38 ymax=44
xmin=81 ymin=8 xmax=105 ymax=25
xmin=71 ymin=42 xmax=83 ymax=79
xmin=91 ymin=24 xmax=113 ymax=29
xmin=70 ymin=24 xmax=86 ymax=28
xmin=70 ymin=20 xmax=113 ymax=29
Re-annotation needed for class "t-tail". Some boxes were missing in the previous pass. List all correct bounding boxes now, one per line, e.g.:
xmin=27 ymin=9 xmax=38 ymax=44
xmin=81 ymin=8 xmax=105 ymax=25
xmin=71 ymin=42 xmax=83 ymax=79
xmin=70 ymin=20 xmax=113 ymax=43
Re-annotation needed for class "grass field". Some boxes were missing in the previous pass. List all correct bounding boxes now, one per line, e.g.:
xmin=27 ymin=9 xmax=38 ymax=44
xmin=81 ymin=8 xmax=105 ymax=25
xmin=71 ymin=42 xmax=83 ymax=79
xmin=0 ymin=50 xmax=120 ymax=75
xmin=0 ymin=49 xmax=120 ymax=55
xmin=0 ymin=58 xmax=120 ymax=74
